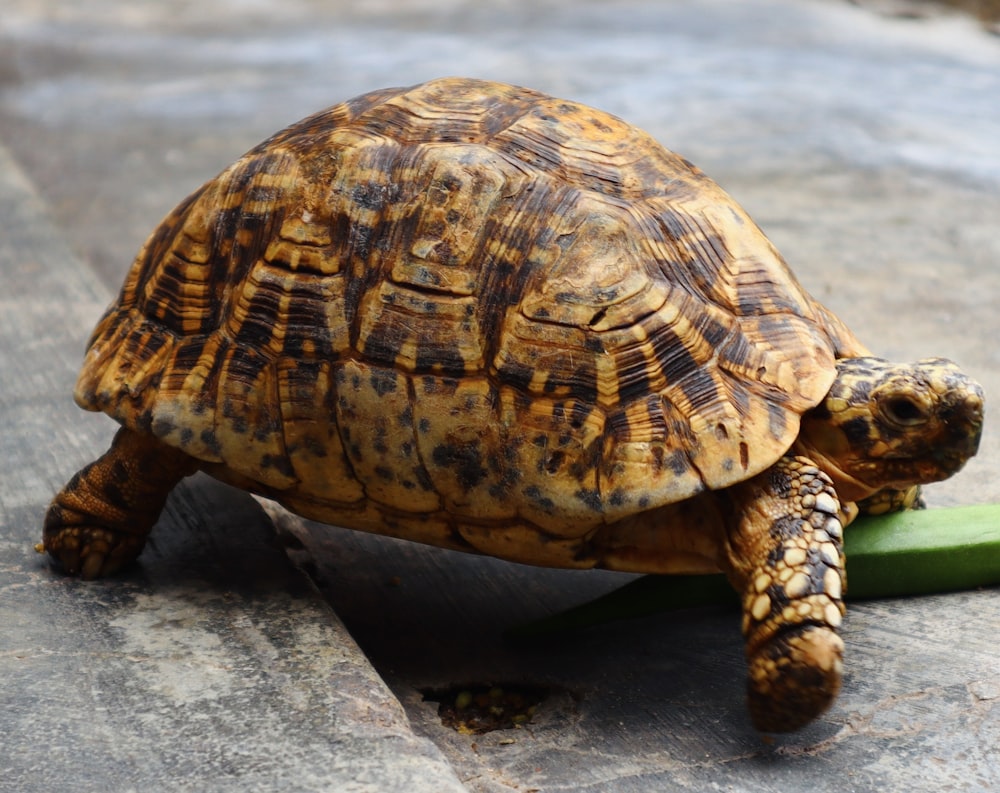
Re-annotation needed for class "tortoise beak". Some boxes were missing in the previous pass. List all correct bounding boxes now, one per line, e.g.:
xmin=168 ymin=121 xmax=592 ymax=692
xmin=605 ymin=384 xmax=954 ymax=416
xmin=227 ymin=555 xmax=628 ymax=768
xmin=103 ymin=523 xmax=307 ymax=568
xmin=933 ymin=385 xmax=985 ymax=476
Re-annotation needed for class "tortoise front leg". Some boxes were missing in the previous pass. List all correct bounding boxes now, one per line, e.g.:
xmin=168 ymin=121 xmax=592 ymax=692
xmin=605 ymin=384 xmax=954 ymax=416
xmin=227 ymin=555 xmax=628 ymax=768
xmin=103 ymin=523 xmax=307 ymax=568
xmin=41 ymin=427 xmax=198 ymax=579
xmin=723 ymin=455 xmax=848 ymax=732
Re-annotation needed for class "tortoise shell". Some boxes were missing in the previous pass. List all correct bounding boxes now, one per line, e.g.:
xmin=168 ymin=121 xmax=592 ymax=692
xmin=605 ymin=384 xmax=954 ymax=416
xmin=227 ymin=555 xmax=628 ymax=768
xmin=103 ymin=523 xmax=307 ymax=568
xmin=76 ymin=77 xmax=864 ymax=567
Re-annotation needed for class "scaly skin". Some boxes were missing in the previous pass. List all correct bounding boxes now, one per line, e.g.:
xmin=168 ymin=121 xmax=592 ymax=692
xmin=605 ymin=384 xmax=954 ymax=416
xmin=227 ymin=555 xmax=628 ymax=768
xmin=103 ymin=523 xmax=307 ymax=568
xmin=857 ymin=485 xmax=925 ymax=516
xmin=724 ymin=456 xmax=848 ymax=732
xmin=41 ymin=428 xmax=197 ymax=579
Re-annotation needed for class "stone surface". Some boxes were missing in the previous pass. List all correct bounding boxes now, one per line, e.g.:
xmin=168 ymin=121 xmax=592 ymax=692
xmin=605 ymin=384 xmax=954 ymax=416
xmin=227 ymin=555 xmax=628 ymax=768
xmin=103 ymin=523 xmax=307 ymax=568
xmin=1 ymin=1 xmax=999 ymax=791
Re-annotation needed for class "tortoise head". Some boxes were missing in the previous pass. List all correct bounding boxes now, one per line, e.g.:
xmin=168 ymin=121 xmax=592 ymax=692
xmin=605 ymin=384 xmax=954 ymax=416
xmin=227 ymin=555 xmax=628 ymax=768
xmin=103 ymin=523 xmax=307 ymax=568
xmin=796 ymin=357 xmax=984 ymax=502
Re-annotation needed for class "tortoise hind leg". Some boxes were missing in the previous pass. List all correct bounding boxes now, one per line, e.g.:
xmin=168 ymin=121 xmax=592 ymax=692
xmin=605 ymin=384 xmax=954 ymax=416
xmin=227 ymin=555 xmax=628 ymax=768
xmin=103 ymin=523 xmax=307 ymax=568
xmin=723 ymin=455 xmax=848 ymax=732
xmin=41 ymin=427 xmax=198 ymax=580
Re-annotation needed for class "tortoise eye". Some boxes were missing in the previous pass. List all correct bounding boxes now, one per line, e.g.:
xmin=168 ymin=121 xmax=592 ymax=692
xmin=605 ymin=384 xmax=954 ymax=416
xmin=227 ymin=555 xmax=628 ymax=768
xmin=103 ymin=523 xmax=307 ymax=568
xmin=882 ymin=396 xmax=926 ymax=426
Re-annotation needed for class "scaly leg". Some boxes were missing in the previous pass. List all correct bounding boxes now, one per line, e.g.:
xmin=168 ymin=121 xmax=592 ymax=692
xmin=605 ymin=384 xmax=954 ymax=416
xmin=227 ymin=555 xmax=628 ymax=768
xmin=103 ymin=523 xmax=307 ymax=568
xmin=41 ymin=427 xmax=198 ymax=579
xmin=723 ymin=455 xmax=848 ymax=732
xmin=857 ymin=484 xmax=924 ymax=515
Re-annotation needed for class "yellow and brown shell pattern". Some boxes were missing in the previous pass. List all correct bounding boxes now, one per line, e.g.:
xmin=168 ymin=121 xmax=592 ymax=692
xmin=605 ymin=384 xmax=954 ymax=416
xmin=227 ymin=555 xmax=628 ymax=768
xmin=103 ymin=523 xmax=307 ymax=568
xmin=76 ymin=78 xmax=864 ymax=567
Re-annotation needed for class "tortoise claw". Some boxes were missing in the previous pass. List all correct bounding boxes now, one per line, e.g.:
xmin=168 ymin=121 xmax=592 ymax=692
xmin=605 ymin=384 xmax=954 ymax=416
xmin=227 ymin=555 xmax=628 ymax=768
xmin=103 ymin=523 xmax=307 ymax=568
xmin=747 ymin=624 xmax=844 ymax=733
xmin=80 ymin=547 xmax=108 ymax=581
xmin=42 ymin=509 xmax=145 ymax=579
xmin=43 ymin=528 xmax=143 ymax=579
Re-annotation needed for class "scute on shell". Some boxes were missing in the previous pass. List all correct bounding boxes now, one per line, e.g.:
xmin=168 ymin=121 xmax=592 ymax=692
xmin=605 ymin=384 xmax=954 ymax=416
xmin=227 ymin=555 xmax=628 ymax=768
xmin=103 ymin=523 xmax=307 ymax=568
xmin=75 ymin=77 xmax=863 ymax=539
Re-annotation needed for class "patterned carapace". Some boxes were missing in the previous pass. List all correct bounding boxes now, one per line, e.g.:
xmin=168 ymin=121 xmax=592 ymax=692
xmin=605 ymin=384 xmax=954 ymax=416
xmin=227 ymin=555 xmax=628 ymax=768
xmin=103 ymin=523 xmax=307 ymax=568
xmin=77 ymin=77 xmax=863 ymax=558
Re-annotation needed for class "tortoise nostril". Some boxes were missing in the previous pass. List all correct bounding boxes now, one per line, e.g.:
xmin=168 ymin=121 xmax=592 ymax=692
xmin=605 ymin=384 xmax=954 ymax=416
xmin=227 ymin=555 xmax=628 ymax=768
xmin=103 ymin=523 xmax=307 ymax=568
xmin=964 ymin=394 xmax=985 ymax=425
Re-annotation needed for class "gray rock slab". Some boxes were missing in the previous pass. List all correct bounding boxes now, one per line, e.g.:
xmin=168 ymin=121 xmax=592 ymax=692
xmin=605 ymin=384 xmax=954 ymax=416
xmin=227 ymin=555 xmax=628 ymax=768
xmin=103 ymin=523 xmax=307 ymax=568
xmin=0 ymin=143 xmax=467 ymax=793
xmin=270 ymin=510 xmax=1000 ymax=793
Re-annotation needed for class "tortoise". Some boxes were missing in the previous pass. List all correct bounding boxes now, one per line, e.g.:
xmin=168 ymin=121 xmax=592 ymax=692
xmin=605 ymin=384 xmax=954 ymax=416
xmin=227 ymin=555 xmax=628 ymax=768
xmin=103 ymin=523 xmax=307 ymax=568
xmin=41 ymin=77 xmax=984 ymax=732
